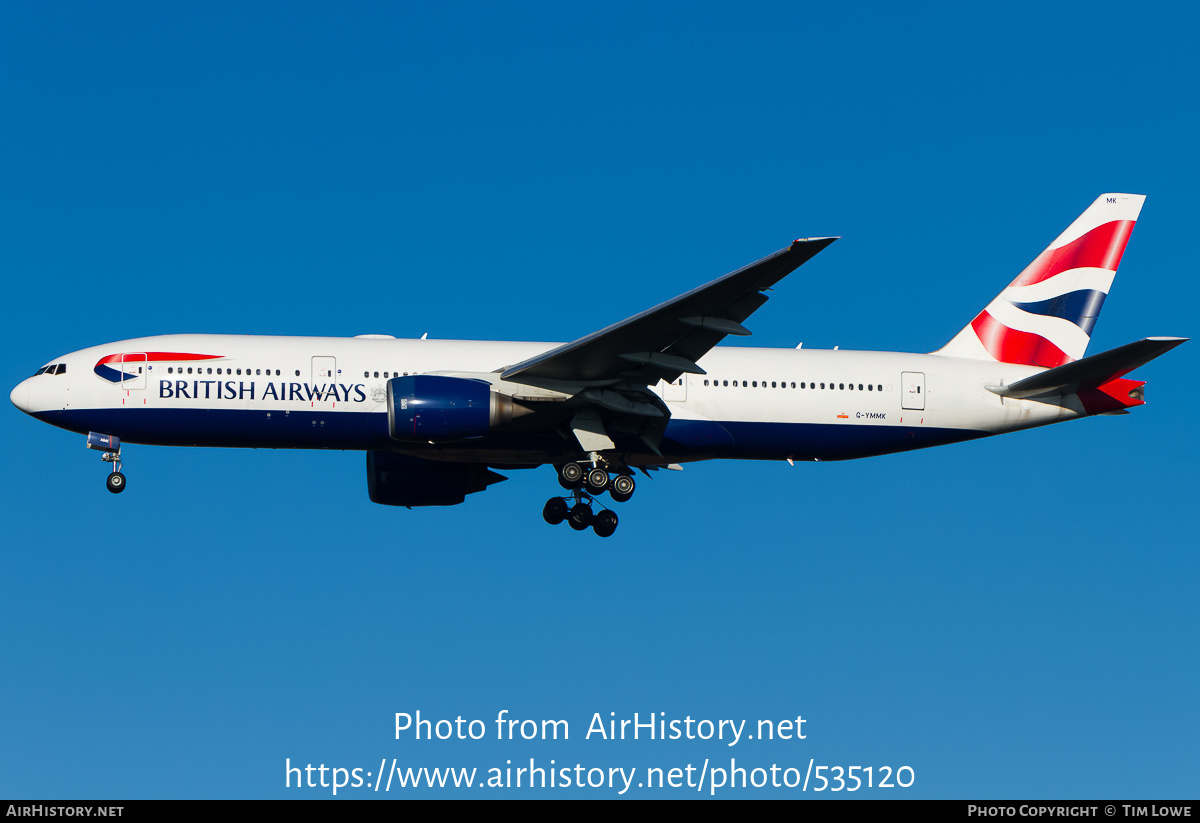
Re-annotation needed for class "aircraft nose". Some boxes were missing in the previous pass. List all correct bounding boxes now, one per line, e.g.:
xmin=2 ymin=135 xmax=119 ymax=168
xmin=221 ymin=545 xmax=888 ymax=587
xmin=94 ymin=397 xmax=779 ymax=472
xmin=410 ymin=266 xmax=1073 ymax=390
xmin=10 ymin=378 xmax=31 ymax=414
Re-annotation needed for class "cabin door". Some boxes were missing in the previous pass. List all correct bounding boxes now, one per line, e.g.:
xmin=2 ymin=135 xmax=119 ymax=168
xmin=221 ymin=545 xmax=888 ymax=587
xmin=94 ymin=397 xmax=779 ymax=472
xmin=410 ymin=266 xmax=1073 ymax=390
xmin=311 ymin=356 xmax=338 ymax=407
xmin=901 ymin=372 xmax=925 ymax=410
xmin=660 ymin=376 xmax=687 ymax=401
xmin=120 ymin=353 xmax=147 ymax=391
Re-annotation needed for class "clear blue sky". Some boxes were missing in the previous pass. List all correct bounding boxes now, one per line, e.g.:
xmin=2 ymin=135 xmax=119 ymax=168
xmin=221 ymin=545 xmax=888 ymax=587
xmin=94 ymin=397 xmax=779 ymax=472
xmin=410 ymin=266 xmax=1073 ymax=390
xmin=2 ymin=1 xmax=1196 ymax=798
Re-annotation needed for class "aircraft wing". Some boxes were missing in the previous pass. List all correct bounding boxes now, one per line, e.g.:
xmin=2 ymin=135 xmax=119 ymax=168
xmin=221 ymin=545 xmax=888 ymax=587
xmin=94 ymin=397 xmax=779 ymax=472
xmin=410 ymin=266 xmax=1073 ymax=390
xmin=500 ymin=237 xmax=837 ymax=386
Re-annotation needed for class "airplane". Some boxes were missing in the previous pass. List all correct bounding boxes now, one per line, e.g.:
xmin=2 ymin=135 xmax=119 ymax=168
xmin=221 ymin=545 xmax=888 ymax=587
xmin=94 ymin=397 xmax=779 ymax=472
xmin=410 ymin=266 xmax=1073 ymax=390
xmin=10 ymin=193 xmax=1185 ymax=537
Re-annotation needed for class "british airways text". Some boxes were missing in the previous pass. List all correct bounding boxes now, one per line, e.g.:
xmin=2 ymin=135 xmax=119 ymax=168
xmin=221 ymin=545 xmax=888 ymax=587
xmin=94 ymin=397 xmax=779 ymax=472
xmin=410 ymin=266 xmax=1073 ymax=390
xmin=159 ymin=380 xmax=367 ymax=402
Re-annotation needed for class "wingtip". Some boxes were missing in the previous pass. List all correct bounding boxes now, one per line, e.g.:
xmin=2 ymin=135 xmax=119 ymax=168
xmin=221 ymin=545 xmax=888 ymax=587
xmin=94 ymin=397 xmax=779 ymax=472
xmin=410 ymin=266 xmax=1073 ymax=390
xmin=790 ymin=236 xmax=839 ymax=249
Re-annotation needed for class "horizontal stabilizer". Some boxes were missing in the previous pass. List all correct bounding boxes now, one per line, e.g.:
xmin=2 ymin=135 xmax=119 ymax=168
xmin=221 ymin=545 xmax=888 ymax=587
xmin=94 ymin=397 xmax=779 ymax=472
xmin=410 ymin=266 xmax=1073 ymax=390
xmin=987 ymin=337 xmax=1186 ymax=398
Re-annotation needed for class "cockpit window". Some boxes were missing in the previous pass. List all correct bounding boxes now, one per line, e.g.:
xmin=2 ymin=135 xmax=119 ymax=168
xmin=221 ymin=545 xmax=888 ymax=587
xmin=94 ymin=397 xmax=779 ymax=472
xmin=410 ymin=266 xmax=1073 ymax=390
xmin=55 ymin=364 xmax=66 ymax=375
xmin=34 ymin=366 xmax=47 ymax=376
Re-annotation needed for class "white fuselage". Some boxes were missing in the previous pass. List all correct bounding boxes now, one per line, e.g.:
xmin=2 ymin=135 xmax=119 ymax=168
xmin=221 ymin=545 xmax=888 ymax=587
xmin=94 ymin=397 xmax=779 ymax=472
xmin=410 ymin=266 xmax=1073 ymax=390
xmin=12 ymin=333 xmax=1084 ymax=465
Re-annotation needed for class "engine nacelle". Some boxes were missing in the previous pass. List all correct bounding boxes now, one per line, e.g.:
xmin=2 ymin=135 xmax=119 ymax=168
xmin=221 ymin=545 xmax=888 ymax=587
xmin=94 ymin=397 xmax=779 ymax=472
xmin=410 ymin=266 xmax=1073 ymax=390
xmin=387 ymin=375 xmax=528 ymax=442
xmin=366 ymin=451 xmax=506 ymax=507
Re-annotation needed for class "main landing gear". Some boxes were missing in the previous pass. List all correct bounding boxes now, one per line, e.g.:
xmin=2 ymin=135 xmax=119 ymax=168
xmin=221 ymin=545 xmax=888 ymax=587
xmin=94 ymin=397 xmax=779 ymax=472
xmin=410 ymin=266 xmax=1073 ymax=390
xmin=544 ymin=461 xmax=636 ymax=537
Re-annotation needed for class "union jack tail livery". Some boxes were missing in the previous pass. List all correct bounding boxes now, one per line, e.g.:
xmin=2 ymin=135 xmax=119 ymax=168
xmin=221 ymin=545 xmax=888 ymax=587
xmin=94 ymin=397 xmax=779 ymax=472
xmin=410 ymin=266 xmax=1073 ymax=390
xmin=937 ymin=193 xmax=1145 ymax=367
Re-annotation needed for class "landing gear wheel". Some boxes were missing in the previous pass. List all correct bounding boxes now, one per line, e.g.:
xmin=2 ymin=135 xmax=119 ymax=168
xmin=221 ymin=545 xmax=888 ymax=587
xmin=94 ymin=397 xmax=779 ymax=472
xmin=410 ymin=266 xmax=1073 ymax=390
xmin=542 ymin=497 xmax=568 ymax=525
xmin=585 ymin=467 xmax=610 ymax=494
xmin=567 ymin=503 xmax=593 ymax=531
xmin=106 ymin=472 xmax=127 ymax=494
xmin=593 ymin=509 xmax=618 ymax=537
xmin=610 ymin=474 xmax=635 ymax=502
xmin=559 ymin=462 xmax=584 ymax=489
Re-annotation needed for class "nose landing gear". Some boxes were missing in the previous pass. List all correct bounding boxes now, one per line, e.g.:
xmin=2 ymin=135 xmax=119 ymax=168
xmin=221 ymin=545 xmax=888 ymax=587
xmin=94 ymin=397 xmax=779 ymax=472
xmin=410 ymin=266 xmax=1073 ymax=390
xmin=100 ymin=449 xmax=126 ymax=494
xmin=105 ymin=466 xmax=126 ymax=494
xmin=87 ymin=432 xmax=126 ymax=495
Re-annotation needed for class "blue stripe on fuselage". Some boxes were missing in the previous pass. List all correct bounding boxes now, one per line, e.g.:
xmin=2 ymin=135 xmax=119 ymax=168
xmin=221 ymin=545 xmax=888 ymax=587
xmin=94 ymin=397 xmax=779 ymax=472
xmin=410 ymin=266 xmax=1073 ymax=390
xmin=34 ymin=407 xmax=987 ymax=461
xmin=661 ymin=418 xmax=985 ymax=460
xmin=34 ymin=407 xmax=393 ymax=449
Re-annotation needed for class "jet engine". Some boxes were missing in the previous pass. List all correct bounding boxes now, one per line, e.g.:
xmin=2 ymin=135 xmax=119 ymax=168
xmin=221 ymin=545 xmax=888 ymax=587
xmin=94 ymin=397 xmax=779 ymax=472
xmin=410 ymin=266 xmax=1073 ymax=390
xmin=386 ymin=375 xmax=529 ymax=442
xmin=366 ymin=451 xmax=506 ymax=507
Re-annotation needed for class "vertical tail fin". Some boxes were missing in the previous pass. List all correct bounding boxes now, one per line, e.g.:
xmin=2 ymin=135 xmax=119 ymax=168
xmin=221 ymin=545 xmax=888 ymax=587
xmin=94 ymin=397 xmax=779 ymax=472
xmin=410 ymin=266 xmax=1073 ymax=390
xmin=935 ymin=193 xmax=1145 ymax=367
